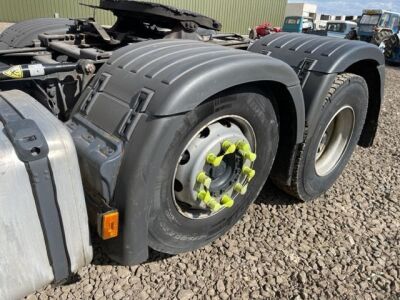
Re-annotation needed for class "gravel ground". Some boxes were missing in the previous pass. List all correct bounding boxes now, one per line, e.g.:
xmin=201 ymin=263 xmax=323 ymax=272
xmin=24 ymin=67 xmax=400 ymax=300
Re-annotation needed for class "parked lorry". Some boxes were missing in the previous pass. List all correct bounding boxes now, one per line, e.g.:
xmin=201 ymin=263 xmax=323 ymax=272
xmin=283 ymin=16 xmax=327 ymax=36
xmin=357 ymin=9 xmax=400 ymax=44
xmin=0 ymin=1 xmax=385 ymax=298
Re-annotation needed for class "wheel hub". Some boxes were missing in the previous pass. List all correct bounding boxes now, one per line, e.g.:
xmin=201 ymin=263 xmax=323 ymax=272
xmin=315 ymin=106 xmax=355 ymax=177
xmin=173 ymin=117 xmax=257 ymax=219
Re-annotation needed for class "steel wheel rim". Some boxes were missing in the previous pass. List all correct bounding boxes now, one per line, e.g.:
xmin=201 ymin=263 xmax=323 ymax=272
xmin=172 ymin=115 xmax=257 ymax=220
xmin=315 ymin=106 xmax=355 ymax=177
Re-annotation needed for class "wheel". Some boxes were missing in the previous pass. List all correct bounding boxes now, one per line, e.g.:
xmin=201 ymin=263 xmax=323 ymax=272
xmin=143 ymin=88 xmax=279 ymax=254
xmin=345 ymin=29 xmax=358 ymax=40
xmin=0 ymin=18 xmax=73 ymax=50
xmin=381 ymin=34 xmax=399 ymax=59
xmin=372 ymin=30 xmax=392 ymax=46
xmin=249 ymin=28 xmax=257 ymax=40
xmin=277 ymin=73 xmax=368 ymax=202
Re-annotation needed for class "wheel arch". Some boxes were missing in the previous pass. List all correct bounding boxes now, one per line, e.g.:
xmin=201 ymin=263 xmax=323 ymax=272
xmin=247 ymin=33 xmax=385 ymax=148
xmin=74 ymin=39 xmax=306 ymax=144
xmin=345 ymin=59 xmax=385 ymax=147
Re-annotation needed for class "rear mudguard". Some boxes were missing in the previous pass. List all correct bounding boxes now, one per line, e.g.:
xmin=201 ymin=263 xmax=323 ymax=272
xmin=249 ymin=33 xmax=385 ymax=144
xmin=248 ymin=32 xmax=385 ymax=187
xmin=68 ymin=39 xmax=306 ymax=264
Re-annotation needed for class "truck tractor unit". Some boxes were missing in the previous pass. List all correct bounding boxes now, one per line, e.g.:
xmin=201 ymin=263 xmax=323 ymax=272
xmin=0 ymin=1 xmax=385 ymax=298
xmin=357 ymin=9 xmax=400 ymax=44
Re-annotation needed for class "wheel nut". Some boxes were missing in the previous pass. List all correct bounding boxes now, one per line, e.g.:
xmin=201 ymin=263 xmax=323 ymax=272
xmin=243 ymin=151 xmax=257 ymax=162
xmin=242 ymin=166 xmax=256 ymax=180
xmin=197 ymin=172 xmax=212 ymax=188
xmin=197 ymin=190 xmax=213 ymax=204
xmin=236 ymin=141 xmax=251 ymax=152
xmin=221 ymin=195 xmax=234 ymax=208
xmin=207 ymin=153 xmax=223 ymax=167
xmin=197 ymin=190 xmax=222 ymax=212
xmin=222 ymin=140 xmax=236 ymax=155
xmin=208 ymin=199 xmax=222 ymax=212
xmin=234 ymin=183 xmax=248 ymax=195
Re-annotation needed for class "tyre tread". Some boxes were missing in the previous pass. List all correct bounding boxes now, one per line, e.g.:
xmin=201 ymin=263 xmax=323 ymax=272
xmin=274 ymin=73 xmax=366 ymax=201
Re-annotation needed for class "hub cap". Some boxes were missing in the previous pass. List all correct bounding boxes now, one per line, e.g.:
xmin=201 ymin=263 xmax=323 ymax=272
xmin=173 ymin=116 xmax=257 ymax=219
xmin=315 ymin=106 xmax=355 ymax=177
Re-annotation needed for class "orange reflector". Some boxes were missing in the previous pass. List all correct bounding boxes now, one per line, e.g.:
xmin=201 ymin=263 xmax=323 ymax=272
xmin=101 ymin=211 xmax=119 ymax=240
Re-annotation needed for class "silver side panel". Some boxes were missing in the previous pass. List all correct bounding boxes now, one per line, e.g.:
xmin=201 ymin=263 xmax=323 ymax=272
xmin=0 ymin=123 xmax=54 ymax=299
xmin=0 ymin=90 xmax=92 ymax=300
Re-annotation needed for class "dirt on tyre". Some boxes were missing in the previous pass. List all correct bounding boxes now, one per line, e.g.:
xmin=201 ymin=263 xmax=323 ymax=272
xmin=280 ymin=73 xmax=368 ymax=202
xmin=143 ymin=88 xmax=279 ymax=254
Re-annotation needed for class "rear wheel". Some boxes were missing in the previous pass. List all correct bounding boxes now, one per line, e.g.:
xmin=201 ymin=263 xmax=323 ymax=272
xmin=0 ymin=18 xmax=73 ymax=50
xmin=277 ymin=73 xmax=368 ymax=201
xmin=146 ymin=89 xmax=279 ymax=254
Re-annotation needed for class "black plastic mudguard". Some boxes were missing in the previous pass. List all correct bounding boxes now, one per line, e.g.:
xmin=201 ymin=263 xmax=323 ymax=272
xmin=248 ymin=33 xmax=385 ymax=135
xmin=68 ymin=39 xmax=306 ymax=265
xmin=249 ymin=32 xmax=385 ymax=188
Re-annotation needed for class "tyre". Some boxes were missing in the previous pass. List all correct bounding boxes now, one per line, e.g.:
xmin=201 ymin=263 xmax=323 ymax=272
xmin=372 ymin=30 xmax=392 ymax=46
xmin=345 ymin=29 xmax=358 ymax=40
xmin=0 ymin=18 xmax=73 ymax=50
xmin=249 ymin=28 xmax=257 ymax=39
xmin=382 ymin=34 xmax=399 ymax=59
xmin=143 ymin=88 xmax=279 ymax=254
xmin=278 ymin=73 xmax=368 ymax=202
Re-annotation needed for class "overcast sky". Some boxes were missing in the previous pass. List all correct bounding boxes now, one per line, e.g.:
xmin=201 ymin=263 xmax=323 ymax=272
xmin=288 ymin=0 xmax=400 ymax=16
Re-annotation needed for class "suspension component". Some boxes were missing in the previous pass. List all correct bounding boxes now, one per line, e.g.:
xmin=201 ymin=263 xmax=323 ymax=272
xmin=0 ymin=62 xmax=78 ymax=81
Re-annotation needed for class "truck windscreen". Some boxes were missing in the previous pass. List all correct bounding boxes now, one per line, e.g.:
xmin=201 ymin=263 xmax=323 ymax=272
xmin=285 ymin=18 xmax=300 ymax=25
xmin=360 ymin=14 xmax=380 ymax=25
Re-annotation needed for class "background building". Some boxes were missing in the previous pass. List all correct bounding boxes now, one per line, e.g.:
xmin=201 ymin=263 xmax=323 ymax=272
xmin=0 ymin=0 xmax=288 ymax=34
xmin=285 ymin=3 xmax=317 ymax=19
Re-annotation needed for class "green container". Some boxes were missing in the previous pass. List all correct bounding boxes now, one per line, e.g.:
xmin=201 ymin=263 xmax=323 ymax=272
xmin=0 ymin=0 xmax=287 ymax=34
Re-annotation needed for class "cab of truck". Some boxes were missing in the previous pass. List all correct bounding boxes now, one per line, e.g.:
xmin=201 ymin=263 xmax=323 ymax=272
xmin=358 ymin=9 xmax=400 ymax=42
xmin=283 ymin=16 xmax=315 ymax=33
xmin=326 ymin=21 xmax=357 ymax=39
